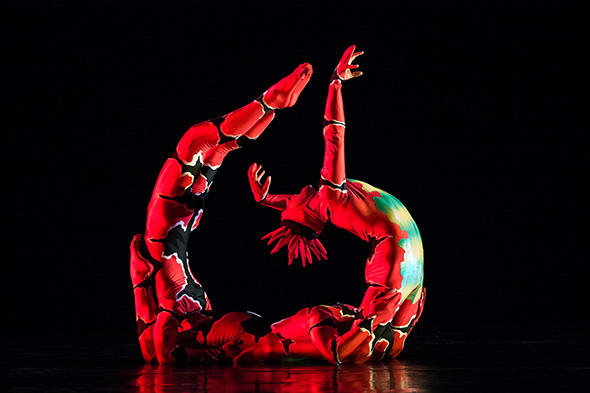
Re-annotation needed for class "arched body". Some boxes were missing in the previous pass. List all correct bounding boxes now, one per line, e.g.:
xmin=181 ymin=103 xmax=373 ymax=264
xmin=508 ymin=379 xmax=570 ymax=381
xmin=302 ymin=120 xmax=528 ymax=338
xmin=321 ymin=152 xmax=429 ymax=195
xmin=242 ymin=46 xmax=426 ymax=364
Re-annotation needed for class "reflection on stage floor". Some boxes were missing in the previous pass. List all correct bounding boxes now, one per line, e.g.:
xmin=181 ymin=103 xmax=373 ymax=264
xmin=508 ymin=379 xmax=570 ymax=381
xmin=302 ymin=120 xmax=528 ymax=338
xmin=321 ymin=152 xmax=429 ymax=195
xmin=5 ymin=331 xmax=588 ymax=392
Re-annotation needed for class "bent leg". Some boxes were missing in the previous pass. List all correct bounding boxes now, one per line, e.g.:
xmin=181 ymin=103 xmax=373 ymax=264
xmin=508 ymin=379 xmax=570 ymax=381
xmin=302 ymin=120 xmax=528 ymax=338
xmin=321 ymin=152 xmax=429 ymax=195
xmin=143 ymin=106 xmax=276 ymax=363
xmin=189 ymin=111 xmax=275 ymax=195
xmin=136 ymin=64 xmax=312 ymax=364
xmin=145 ymin=63 xmax=312 ymax=261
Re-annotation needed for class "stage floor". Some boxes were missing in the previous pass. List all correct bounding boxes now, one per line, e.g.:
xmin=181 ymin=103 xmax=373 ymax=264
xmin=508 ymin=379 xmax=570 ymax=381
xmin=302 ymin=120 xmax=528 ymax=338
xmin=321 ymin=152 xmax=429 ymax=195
xmin=5 ymin=331 xmax=588 ymax=392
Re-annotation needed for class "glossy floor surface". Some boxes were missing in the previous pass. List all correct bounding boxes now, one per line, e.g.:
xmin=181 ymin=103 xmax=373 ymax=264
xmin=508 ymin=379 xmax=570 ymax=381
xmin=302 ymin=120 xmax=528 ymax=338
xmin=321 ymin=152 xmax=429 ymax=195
xmin=6 ymin=332 xmax=589 ymax=392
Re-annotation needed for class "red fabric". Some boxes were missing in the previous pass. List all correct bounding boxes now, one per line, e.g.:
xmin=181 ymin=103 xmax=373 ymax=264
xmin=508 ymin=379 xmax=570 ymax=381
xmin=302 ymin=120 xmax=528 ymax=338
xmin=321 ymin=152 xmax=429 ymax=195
xmin=129 ymin=234 xmax=155 ymax=288
xmin=138 ymin=324 xmax=155 ymax=363
xmin=357 ymin=286 xmax=402 ymax=327
xmin=131 ymin=63 xmax=313 ymax=364
xmin=232 ymin=332 xmax=287 ymax=364
xmin=205 ymin=312 xmax=260 ymax=359
xmin=153 ymin=311 xmax=179 ymax=364
xmin=280 ymin=186 xmax=326 ymax=234
xmin=249 ymin=46 xmax=425 ymax=364
xmin=133 ymin=287 xmax=157 ymax=329
xmin=262 ymin=63 xmax=312 ymax=109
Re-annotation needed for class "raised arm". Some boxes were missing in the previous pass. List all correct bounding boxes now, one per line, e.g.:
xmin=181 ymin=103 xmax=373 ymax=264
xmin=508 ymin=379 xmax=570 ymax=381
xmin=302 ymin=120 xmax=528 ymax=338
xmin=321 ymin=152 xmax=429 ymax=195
xmin=319 ymin=45 xmax=363 ymax=196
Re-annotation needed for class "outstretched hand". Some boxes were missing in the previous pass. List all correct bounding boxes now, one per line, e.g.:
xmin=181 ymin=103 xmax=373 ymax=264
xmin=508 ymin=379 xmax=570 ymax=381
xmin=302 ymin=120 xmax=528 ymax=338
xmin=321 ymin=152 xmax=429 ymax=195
xmin=333 ymin=45 xmax=364 ymax=82
xmin=248 ymin=163 xmax=271 ymax=202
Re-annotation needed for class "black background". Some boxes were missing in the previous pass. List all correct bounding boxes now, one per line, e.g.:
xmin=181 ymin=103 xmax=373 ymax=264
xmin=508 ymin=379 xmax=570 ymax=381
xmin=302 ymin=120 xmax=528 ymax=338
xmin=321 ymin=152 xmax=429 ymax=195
xmin=5 ymin=3 xmax=586 ymax=347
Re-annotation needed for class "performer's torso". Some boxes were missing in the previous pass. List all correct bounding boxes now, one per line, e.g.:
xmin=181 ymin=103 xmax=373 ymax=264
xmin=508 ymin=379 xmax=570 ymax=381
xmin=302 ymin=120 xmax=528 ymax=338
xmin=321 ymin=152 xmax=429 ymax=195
xmin=326 ymin=179 xmax=424 ymax=294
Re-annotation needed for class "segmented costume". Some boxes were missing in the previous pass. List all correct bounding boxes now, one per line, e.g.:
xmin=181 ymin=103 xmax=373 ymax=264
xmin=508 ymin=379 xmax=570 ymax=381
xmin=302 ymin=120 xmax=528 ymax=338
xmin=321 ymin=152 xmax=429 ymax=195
xmin=130 ymin=63 xmax=313 ymax=363
xmin=250 ymin=47 xmax=426 ymax=363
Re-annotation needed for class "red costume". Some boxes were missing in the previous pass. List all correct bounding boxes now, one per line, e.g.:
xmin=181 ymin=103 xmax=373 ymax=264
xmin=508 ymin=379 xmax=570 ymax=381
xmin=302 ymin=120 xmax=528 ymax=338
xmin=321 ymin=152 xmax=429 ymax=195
xmin=238 ymin=46 xmax=426 ymax=364
xmin=130 ymin=63 xmax=313 ymax=364
xmin=129 ymin=46 xmax=425 ymax=366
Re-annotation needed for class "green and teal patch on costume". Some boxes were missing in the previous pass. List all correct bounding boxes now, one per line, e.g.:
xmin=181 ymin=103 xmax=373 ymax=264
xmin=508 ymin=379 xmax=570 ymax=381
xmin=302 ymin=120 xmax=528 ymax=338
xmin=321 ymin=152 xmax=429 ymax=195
xmin=348 ymin=179 xmax=424 ymax=303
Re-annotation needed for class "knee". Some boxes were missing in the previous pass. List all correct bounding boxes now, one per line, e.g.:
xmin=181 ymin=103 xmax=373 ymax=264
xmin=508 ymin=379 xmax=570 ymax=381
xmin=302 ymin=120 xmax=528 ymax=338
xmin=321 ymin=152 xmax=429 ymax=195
xmin=176 ymin=122 xmax=218 ymax=164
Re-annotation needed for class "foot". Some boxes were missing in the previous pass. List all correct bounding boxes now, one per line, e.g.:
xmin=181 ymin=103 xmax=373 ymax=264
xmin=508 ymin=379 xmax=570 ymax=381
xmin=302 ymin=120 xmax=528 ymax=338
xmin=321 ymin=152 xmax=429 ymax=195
xmin=263 ymin=63 xmax=313 ymax=109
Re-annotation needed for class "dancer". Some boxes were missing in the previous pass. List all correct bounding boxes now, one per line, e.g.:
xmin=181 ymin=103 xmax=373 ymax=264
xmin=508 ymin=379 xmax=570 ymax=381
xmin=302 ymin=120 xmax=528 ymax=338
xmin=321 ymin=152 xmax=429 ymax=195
xmin=237 ymin=46 xmax=425 ymax=364
xmin=130 ymin=62 xmax=313 ymax=364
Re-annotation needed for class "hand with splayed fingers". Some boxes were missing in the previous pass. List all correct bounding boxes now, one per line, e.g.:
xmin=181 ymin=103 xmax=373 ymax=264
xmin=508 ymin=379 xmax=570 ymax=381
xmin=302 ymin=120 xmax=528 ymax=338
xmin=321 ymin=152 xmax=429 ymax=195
xmin=333 ymin=45 xmax=364 ymax=82
xmin=248 ymin=162 xmax=271 ymax=203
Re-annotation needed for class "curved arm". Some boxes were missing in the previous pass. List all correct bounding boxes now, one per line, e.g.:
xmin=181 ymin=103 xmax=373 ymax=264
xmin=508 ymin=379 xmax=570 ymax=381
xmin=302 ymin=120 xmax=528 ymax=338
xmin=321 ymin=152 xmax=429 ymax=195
xmin=260 ymin=194 xmax=292 ymax=211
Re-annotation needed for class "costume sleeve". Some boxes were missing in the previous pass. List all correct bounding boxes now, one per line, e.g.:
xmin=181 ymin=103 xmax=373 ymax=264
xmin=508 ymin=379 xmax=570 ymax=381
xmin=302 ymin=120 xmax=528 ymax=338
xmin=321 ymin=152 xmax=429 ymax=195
xmin=260 ymin=194 xmax=292 ymax=211
xmin=319 ymin=78 xmax=349 ymax=206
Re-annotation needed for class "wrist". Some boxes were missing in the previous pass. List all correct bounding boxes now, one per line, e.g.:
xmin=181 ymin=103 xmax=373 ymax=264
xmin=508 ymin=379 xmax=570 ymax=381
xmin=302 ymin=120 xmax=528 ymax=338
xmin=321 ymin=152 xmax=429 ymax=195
xmin=257 ymin=191 xmax=269 ymax=203
xmin=323 ymin=118 xmax=345 ymax=128
xmin=330 ymin=70 xmax=344 ymax=84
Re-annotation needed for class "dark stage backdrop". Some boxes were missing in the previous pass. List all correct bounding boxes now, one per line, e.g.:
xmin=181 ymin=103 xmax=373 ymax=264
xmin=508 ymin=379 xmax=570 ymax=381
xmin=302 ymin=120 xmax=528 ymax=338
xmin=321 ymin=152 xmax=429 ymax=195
xmin=5 ymin=3 xmax=586 ymax=346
